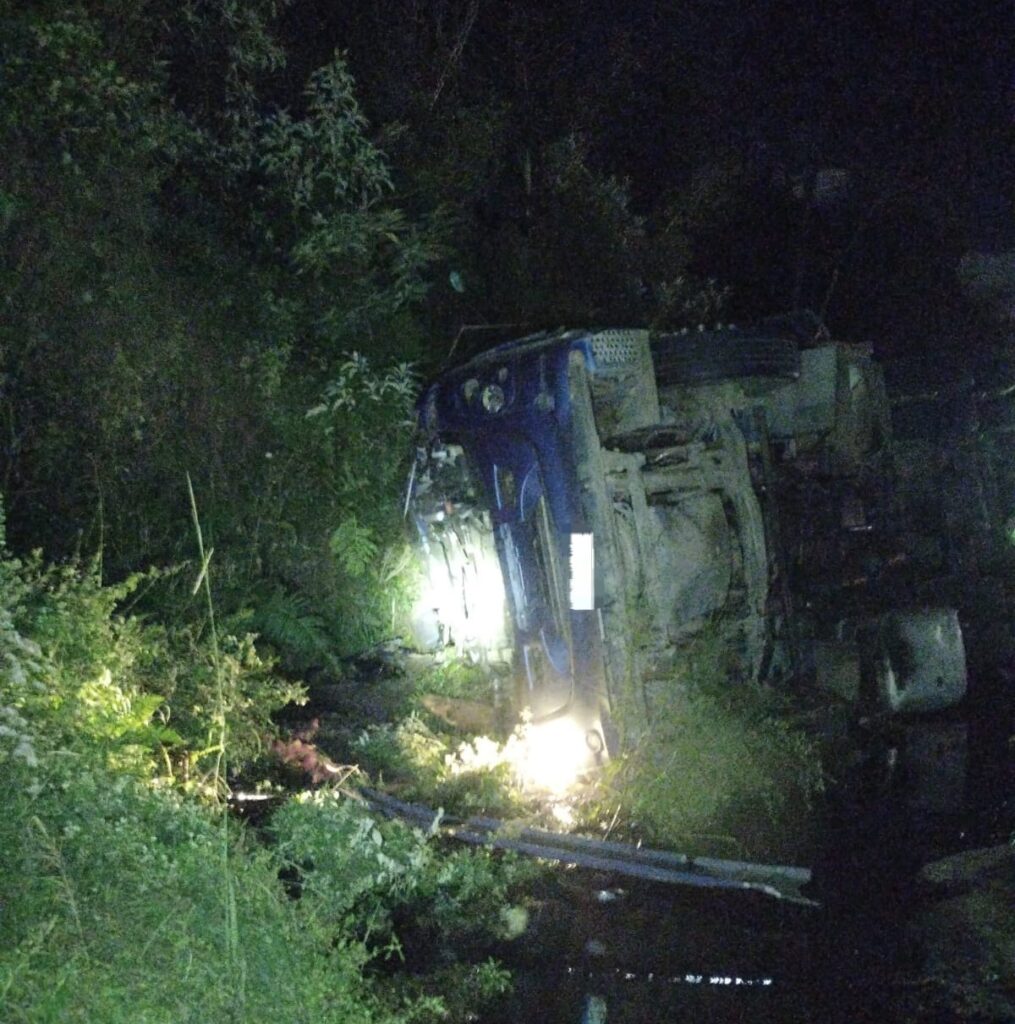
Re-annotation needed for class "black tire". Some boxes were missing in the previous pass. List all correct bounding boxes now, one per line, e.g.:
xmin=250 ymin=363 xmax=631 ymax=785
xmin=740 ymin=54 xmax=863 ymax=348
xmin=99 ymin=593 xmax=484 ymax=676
xmin=651 ymin=330 xmax=800 ymax=385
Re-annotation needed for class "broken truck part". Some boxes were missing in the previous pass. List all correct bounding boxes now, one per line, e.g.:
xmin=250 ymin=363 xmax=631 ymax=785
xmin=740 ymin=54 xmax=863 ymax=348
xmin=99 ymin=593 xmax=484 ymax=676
xmin=361 ymin=787 xmax=816 ymax=906
xmin=406 ymin=322 xmax=968 ymax=801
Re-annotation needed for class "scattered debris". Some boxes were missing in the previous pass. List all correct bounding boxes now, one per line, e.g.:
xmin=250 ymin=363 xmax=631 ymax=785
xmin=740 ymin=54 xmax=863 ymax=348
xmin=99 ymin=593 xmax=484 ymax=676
xmin=270 ymin=719 xmax=357 ymax=786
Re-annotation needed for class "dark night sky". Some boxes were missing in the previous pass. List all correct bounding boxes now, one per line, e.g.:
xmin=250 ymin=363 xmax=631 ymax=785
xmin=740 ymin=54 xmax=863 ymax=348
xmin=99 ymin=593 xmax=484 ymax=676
xmin=284 ymin=0 xmax=1014 ymax=354
xmin=600 ymin=0 xmax=1015 ymax=349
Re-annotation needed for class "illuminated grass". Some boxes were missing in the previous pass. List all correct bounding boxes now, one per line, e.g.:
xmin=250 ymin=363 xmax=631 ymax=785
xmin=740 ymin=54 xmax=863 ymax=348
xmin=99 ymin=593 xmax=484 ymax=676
xmin=594 ymin=633 xmax=824 ymax=861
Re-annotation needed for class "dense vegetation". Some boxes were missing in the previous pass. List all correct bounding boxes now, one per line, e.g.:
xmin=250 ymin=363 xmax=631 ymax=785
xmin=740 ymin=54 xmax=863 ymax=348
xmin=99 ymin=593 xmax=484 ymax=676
xmin=1 ymin=1 xmax=434 ymax=662
xmin=0 ymin=500 xmax=536 ymax=1022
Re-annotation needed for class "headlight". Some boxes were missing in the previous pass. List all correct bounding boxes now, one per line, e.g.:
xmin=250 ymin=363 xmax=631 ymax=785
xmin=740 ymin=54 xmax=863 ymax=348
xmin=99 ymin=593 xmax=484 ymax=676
xmin=521 ymin=717 xmax=593 ymax=794
xmin=481 ymin=383 xmax=505 ymax=413
xmin=445 ymin=713 xmax=604 ymax=799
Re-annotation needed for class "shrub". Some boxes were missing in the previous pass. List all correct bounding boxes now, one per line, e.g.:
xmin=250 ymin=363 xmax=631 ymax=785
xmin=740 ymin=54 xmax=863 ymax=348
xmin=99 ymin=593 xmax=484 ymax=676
xmin=352 ymin=716 xmax=527 ymax=820
xmin=270 ymin=790 xmax=432 ymax=943
xmin=0 ymin=522 xmax=521 ymax=1023
xmin=270 ymin=789 xmax=534 ymax=962
xmin=0 ymin=741 xmax=398 ymax=1024
xmin=1 ymin=550 xmax=303 ymax=787
xmin=599 ymin=630 xmax=824 ymax=860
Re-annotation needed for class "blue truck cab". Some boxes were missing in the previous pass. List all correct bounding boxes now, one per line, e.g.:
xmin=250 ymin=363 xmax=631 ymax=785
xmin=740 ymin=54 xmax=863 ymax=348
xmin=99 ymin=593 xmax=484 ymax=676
xmin=409 ymin=329 xmax=644 ymax=749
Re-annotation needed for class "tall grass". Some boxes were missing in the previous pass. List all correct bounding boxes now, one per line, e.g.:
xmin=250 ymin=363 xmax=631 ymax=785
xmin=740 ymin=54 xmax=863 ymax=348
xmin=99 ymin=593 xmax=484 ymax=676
xmin=600 ymin=629 xmax=824 ymax=861
xmin=186 ymin=473 xmax=243 ymax=1011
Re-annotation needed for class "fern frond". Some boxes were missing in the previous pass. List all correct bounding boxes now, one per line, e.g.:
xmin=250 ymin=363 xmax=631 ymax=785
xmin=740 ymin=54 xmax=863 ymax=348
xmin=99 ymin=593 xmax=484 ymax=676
xmin=329 ymin=516 xmax=378 ymax=578
xmin=251 ymin=587 xmax=329 ymax=668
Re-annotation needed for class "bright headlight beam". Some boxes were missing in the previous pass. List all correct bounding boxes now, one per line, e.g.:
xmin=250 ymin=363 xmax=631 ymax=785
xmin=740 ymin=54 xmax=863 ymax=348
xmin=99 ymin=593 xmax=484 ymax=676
xmin=521 ymin=716 xmax=590 ymax=795
xmin=445 ymin=716 xmax=590 ymax=797
xmin=413 ymin=522 xmax=508 ymax=654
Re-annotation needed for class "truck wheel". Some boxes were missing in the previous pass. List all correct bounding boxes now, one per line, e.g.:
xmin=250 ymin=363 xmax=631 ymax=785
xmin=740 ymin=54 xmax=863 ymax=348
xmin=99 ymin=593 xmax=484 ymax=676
xmin=651 ymin=331 xmax=800 ymax=385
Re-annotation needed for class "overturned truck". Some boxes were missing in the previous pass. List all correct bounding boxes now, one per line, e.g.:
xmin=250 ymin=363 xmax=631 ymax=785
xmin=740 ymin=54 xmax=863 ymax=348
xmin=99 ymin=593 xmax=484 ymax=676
xmin=407 ymin=322 xmax=968 ymax=799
